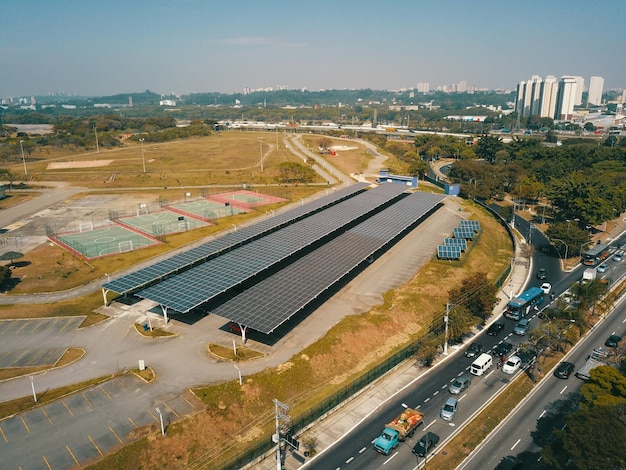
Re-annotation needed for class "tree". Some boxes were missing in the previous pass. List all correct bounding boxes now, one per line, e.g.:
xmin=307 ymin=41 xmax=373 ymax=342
xmin=448 ymin=272 xmax=498 ymax=323
xmin=475 ymin=135 xmax=504 ymax=163
xmin=570 ymin=279 xmax=609 ymax=317
xmin=580 ymin=366 xmax=626 ymax=408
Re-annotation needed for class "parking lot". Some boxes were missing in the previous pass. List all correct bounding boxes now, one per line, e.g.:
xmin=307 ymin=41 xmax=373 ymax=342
xmin=0 ymin=373 xmax=203 ymax=469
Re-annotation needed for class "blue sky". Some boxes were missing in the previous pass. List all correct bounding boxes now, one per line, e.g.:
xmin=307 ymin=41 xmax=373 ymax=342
xmin=2 ymin=0 xmax=625 ymax=97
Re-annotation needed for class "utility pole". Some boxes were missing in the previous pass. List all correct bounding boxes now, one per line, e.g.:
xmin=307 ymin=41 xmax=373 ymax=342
xmin=273 ymin=399 xmax=290 ymax=470
xmin=444 ymin=304 xmax=450 ymax=355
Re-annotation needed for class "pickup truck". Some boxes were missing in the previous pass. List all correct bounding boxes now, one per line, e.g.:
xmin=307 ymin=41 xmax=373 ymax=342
xmin=575 ymin=347 xmax=609 ymax=380
xmin=581 ymin=268 xmax=596 ymax=282
xmin=374 ymin=408 xmax=424 ymax=455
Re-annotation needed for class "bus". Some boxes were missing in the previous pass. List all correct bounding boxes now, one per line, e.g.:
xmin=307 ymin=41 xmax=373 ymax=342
xmin=504 ymin=287 xmax=544 ymax=320
xmin=582 ymin=243 xmax=610 ymax=266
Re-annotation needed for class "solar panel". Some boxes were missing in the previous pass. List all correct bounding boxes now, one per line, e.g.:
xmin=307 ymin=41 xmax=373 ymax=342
xmin=453 ymin=227 xmax=476 ymax=240
xmin=211 ymin=191 xmax=445 ymax=333
xmin=103 ymin=183 xmax=370 ymax=294
xmin=437 ymin=245 xmax=462 ymax=260
xmin=135 ymin=183 xmax=410 ymax=313
xmin=444 ymin=238 xmax=467 ymax=250
xmin=460 ymin=219 xmax=480 ymax=231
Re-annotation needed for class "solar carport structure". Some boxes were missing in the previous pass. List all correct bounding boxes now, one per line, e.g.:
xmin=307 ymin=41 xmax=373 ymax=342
xmin=212 ymin=191 xmax=445 ymax=337
xmin=107 ymin=183 xmax=409 ymax=321
xmin=101 ymin=182 xmax=369 ymax=303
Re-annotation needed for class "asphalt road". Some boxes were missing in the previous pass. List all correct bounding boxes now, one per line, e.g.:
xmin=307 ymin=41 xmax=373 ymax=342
xmin=458 ymin=268 xmax=626 ymax=470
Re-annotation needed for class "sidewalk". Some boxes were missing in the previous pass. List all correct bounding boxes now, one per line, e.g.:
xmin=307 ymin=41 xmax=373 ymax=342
xmin=250 ymin=229 xmax=532 ymax=470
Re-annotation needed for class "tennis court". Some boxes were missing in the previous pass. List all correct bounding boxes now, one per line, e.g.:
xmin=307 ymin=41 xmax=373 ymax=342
xmin=52 ymin=225 xmax=158 ymax=259
xmin=207 ymin=189 xmax=286 ymax=209
xmin=117 ymin=210 xmax=210 ymax=238
xmin=167 ymin=199 xmax=247 ymax=221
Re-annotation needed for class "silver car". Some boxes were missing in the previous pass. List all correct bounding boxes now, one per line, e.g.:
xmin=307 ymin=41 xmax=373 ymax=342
xmin=448 ymin=376 xmax=471 ymax=395
xmin=440 ymin=397 xmax=458 ymax=421
xmin=513 ymin=318 xmax=530 ymax=335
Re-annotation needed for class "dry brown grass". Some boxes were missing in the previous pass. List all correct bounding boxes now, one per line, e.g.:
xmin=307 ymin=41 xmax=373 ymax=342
xmin=16 ymin=132 xmax=325 ymax=189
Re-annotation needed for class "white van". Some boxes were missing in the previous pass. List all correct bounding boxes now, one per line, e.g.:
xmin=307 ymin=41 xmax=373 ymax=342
xmin=470 ymin=353 xmax=493 ymax=376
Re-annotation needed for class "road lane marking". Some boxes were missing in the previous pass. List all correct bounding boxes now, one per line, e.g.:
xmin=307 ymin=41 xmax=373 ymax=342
xmin=20 ymin=416 xmax=31 ymax=433
xmin=511 ymin=438 xmax=521 ymax=450
xmin=346 ymin=456 xmax=354 ymax=463
xmin=89 ymin=435 xmax=104 ymax=457
xmin=128 ymin=417 xmax=138 ymax=428
xmin=433 ymin=390 xmax=439 ymax=396
xmin=424 ymin=419 xmax=436 ymax=429
xmin=66 ymin=444 xmax=81 ymax=468
xmin=41 ymin=407 xmax=53 ymax=425
xmin=383 ymin=452 xmax=398 ymax=464
xmin=0 ymin=424 xmax=7 ymax=442
xmin=42 ymin=455 xmax=52 ymax=470
xmin=359 ymin=447 xmax=366 ymax=454
xmin=62 ymin=400 xmax=74 ymax=416
xmin=538 ymin=410 xmax=547 ymax=420
xmin=458 ymin=394 xmax=467 ymax=401
xmin=559 ymin=386 xmax=568 ymax=394
xmin=442 ymin=384 xmax=448 ymax=389
xmin=109 ymin=426 xmax=124 ymax=445
xmin=424 ymin=397 xmax=430 ymax=403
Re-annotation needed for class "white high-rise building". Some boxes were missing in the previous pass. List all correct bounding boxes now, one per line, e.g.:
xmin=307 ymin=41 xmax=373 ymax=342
xmin=587 ymin=76 xmax=604 ymax=106
xmin=573 ymin=76 xmax=585 ymax=105
xmin=539 ymin=75 xmax=558 ymax=118
xmin=458 ymin=80 xmax=467 ymax=92
xmin=417 ymin=82 xmax=430 ymax=93
xmin=555 ymin=76 xmax=578 ymax=120
xmin=528 ymin=75 xmax=543 ymax=116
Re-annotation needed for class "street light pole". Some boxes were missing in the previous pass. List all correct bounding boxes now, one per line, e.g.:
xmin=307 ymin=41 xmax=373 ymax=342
xmin=155 ymin=407 xmax=165 ymax=435
xmin=30 ymin=376 xmax=37 ymax=402
xmin=443 ymin=304 xmax=450 ymax=355
xmin=19 ymin=140 xmax=27 ymax=176
xmin=139 ymin=139 xmax=146 ymax=173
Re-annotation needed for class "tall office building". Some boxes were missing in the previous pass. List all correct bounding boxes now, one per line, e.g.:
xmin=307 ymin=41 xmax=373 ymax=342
xmin=555 ymin=76 xmax=578 ymax=120
xmin=528 ymin=75 xmax=543 ymax=116
xmin=573 ymin=76 xmax=585 ymax=105
xmin=587 ymin=76 xmax=604 ymax=106
xmin=539 ymin=75 xmax=558 ymax=118
xmin=417 ymin=82 xmax=430 ymax=93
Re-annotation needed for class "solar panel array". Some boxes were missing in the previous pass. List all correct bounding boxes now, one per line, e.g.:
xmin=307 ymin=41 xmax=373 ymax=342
xmin=460 ymin=220 xmax=480 ymax=231
xmin=103 ymin=183 xmax=369 ymax=294
xmin=135 ymin=183 xmax=409 ymax=313
xmin=437 ymin=245 xmax=462 ymax=260
xmin=444 ymin=238 xmax=467 ymax=251
xmin=453 ymin=227 xmax=478 ymax=240
xmin=211 ymin=191 xmax=445 ymax=333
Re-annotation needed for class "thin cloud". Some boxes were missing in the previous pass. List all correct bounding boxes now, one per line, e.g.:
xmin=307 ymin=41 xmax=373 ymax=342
xmin=212 ymin=37 xmax=306 ymax=48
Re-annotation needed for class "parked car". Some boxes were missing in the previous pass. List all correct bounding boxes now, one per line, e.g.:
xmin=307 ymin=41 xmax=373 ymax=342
xmin=554 ymin=361 xmax=575 ymax=379
xmin=605 ymin=334 xmax=622 ymax=348
xmin=494 ymin=341 xmax=513 ymax=358
xmin=465 ymin=342 xmax=483 ymax=358
xmin=440 ymin=397 xmax=458 ymax=421
xmin=487 ymin=321 xmax=505 ymax=336
xmin=448 ymin=376 xmax=471 ymax=395
xmin=597 ymin=263 xmax=608 ymax=273
xmin=513 ymin=318 xmax=530 ymax=336
xmin=502 ymin=355 xmax=522 ymax=374
xmin=536 ymin=268 xmax=547 ymax=280
xmin=614 ymin=253 xmax=623 ymax=262
xmin=540 ymin=282 xmax=552 ymax=294
xmin=412 ymin=432 xmax=440 ymax=457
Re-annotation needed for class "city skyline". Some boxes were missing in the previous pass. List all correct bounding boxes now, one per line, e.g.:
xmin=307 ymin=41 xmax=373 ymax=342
xmin=2 ymin=0 xmax=625 ymax=97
